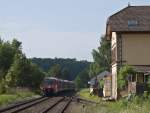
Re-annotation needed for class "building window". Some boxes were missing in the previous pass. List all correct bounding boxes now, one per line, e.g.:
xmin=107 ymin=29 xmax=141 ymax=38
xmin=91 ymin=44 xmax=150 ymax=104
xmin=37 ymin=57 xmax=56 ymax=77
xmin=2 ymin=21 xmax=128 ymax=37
xmin=128 ymin=20 xmax=138 ymax=27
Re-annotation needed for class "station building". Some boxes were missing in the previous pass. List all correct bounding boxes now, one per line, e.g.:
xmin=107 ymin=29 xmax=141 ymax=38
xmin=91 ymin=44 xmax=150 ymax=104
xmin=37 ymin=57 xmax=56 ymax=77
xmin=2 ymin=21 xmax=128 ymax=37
xmin=106 ymin=5 xmax=150 ymax=99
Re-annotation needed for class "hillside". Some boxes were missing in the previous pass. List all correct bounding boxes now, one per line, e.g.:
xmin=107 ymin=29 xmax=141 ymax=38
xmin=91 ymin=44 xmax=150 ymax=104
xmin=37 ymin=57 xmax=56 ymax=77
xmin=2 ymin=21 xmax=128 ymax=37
xmin=31 ymin=58 xmax=91 ymax=80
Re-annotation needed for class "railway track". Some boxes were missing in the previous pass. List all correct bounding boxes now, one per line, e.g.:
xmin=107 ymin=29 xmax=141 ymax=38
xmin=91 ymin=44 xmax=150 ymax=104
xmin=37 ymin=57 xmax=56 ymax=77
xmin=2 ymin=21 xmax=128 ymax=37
xmin=42 ymin=97 xmax=72 ymax=113
xmin=0 ymin=95 xmax=94 ymax=113
xmin=0 ymin=96 xmax=48 ymax=113
xmin=0 ymin=96 xmax=72 ymax=113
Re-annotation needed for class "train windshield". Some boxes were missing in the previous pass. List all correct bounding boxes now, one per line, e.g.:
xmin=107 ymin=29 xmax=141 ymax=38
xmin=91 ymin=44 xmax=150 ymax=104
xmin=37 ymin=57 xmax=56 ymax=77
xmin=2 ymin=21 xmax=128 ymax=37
xmin=42 ymin=79 xmax=54 ymax=85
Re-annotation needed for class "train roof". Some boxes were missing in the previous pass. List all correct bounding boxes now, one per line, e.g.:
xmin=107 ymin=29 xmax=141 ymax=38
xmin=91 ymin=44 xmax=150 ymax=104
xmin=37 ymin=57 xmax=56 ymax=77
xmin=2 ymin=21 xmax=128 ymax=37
xmin=44 ymin=77 xmax=58 ymax=80
xmin=44 ymin=77 xmax=74 ymax=83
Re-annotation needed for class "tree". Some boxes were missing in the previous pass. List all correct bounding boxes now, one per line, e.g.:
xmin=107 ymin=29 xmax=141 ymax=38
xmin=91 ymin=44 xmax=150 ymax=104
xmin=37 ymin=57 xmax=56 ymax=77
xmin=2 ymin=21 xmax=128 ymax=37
xmin=0 ymin=41 xmax=16 ymax=79
xmin=118 ymin=65 xmax=135 ymax=90
xmin=89 ymin=63 xmax=102 ymax=78
xmin=29 ymin=63 xmax=45 ymax=89
xmin=12 ymin=39 xmax=22 ymax=54
xmin=75 ymin=69 xmax=90 ymax=88
xmin=48 ymin=64 xmax=61 ymax=78
xmin=0 ymin=38 xmax=46 ymax=93
xmin=5 ymin=53 xmax=28 ymax=87
xmin=31 ymin=58 xmax=90 ymax=80
xmin=6 ymin=53 xmax=45 ymax=89
xmin=89 ymin=36 xmax=111 ymax=78
xmin=61 ymin=68 xmax=70 ymax=80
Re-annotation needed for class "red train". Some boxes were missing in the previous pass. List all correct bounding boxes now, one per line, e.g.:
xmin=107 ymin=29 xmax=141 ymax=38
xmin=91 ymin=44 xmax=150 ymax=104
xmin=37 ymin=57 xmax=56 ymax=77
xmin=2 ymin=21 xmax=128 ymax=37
xmin=40 ymin=77 xmax=75 ymax=96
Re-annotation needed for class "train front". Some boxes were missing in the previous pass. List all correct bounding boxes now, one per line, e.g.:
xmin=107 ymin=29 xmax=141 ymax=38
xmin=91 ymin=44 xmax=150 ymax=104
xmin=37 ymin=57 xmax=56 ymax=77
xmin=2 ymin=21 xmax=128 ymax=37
xmin=40 ymin=77 xmax=56 ymax=96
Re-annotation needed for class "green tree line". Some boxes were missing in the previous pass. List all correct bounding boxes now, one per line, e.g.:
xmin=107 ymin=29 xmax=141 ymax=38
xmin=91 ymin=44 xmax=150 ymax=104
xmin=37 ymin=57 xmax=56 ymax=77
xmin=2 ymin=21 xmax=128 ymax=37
xmin=0 ymin=38 xmax=91 ymax=93
xmin=89 ymin=36 xmax=111 ymax=78
xmin=0 ymin=35 xmax=111 ymax=92
xmin=31 ymin=58 xmax=90 ymax=80
xmin=75 ymin=36 xmax=111 ymax=88
xmin=0 ymin=39 xmax=45 ymax=93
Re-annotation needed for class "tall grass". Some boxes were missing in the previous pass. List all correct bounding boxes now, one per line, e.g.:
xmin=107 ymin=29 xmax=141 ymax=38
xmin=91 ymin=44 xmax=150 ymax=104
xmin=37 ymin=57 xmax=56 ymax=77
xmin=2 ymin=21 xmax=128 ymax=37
xmin=0 ymin=89 xmax=38 ymax=107
xmin=78 ymin=88 xmax=101 ymax=103
xmin=78 ymin=89 xmax=150 ymax=113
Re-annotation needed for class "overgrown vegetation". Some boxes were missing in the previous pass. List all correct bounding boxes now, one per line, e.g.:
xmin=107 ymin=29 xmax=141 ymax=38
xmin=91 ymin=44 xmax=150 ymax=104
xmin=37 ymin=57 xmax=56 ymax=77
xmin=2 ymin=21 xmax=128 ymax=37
xmin=89 ymin=36 xmax=111 ymax=78
xmin=77 ymin=89 xmax=150 ymax=113
xmin=0 ymin=38 xmax=45 ymax=94
xmin=74 ymin=36 xmax=111 ymax=90
xmin=106 ymin=93 xmax=150 ymax=113
xmin=75 ymin=69 xmax=90 ymax=89
xmin=118 ymin=65 xmax=135 ymax=90
xmin=0 ymin=90 xmax=37 ymax=106
xmin=31 ymin=58 xmax=90 ymax=80
xmin=78 ymin=88 xmax=101 ymax=103
xmin=0 ymin=38 xmax=91 ymax=95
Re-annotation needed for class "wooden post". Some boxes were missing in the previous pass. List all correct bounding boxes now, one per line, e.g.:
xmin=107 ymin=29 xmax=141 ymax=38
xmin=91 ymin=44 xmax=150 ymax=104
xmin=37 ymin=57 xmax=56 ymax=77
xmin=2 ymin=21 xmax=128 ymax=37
xmin=136 ymin=73 xmax=138 ymax=82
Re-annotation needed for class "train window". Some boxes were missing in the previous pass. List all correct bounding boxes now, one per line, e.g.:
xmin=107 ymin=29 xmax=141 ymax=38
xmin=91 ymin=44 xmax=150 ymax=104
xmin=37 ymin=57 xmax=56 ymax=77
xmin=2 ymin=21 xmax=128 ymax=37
xmin=43 ymin=79 xmax=54 ymax=85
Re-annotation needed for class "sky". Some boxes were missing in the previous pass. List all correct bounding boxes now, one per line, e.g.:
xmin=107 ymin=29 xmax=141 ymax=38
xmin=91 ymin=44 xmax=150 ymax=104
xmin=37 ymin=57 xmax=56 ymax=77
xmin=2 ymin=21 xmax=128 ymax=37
xmin=0 ymin=0 xmax=150 ymax=61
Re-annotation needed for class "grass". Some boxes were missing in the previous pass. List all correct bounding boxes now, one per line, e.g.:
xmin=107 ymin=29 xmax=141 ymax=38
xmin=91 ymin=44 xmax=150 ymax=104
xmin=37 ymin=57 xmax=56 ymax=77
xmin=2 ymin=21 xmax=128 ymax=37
xmin=0 ymin=90 xmax=39 ymax=107
xmin=102 ymin=96 xmax=150 ymax=113
xmin=77 ymin=88 xmax=150 ymax=113
xmin=77 ymin=88 xmax=101 ymax=103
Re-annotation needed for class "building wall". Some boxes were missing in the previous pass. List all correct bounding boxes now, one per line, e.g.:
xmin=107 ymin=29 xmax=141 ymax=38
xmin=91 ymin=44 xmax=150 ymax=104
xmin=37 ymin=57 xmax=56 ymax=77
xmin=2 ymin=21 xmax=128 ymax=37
xmin=111 ymin=32 xmax=117 ymax=49
xmin=111 ymin=32 xmax=117 ymax=64
xmin=122 ymin=33 xmax=150 ymax=65
xmin=112 ymin=63 xmax=117 ymax=99
xmin=111 ymin=32 xmax=118 ymax=99
xmin=103 ymin=76 xmax=112 ymax=97
xmin=111 ymin=33 xmax=150 ymax=99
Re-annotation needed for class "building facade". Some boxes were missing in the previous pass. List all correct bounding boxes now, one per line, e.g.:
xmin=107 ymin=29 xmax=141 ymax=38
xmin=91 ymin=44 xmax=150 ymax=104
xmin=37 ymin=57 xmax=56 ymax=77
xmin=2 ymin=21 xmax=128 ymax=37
xmin=106 ymin=6 xmax=150 ymax=99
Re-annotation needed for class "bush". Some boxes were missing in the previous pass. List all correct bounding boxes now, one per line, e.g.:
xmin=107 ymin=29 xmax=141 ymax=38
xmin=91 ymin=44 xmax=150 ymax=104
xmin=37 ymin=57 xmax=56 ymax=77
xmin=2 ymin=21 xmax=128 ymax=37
xmin=148 ymin=95 xmax=150 ymax=99
xmin=118 ymin=65 xmax=135 ymax=90
xmin=0 ymin=80 xmax=7 ymax=94
xmin=121 ymin=99 xmax=128 ymax=107
xmin=143 ymin=91 xmax=149 ymax=99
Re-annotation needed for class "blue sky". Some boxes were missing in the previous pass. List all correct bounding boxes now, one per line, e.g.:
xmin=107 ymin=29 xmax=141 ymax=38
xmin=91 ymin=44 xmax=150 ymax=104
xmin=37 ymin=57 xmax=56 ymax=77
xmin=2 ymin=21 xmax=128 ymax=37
xmin=0 ymin=0 xmax=150 ymax=61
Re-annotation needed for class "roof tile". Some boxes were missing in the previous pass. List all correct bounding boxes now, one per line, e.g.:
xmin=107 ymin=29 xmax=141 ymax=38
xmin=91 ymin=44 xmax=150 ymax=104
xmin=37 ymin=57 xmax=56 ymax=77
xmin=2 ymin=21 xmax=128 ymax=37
xmin=107 ymin=6 xmax=150 ymax=32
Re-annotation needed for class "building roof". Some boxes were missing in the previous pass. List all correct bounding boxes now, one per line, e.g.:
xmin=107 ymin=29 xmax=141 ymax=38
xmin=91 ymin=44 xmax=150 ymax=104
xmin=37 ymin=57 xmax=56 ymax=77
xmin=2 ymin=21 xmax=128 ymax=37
xmin=133 ymin=66 xmax=150 ymax=73
xmin=106 ymin=6 xmax=150 ymax=38
xmin=88 ymin=71 xmax=111 ymax=85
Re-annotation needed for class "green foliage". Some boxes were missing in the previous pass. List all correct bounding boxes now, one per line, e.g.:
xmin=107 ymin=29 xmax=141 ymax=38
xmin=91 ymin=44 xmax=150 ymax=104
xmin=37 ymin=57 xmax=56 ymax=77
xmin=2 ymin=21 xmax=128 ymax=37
xmin=118 ymin=65 xmax=135 ymax=90
xmin=29 ymin=63 xmax=45 ymax=89
xmin=89 ymin=36 xmax=111 ymax=78
xmin=0 ymin=94 xmax=18 ymax=106
xmin=133 ymin=96 xmax=143 ymax=104
xmin=0 ymin=79 xmax=7 ymax=94
xmin=0 ymin=38 xmax=45 ymax=94
xmin=61 ymin=68 xmax=70 ymax=79
xmin=12 ymin=39 xmax=22 ymax=51
xmin=143 ymin=91 xmax=149 ymax=99
xmin=75 ymin=77 xmax=83 ymax=89
xmin=0 ymin=90 xmax=37 ymax=106
xmin=147 ymin=76 xmax=150 ymax=88
xmin=48 ymin=64 xmax=71 ymax=80
xmin=75 ymin=69 xmax=90 ymax=88
xmin=99 ymin=79 xmax=104 ymax=88
xmin=31 ymin=58 xmax=90 ymax=80
xmin=48 ymin=64 xmax=61 ymax=78
xmin=0 ymin=41 xmax=16 ymax=79
xmin=78 ymin=88 xmax=100 ymax=103
xmin=75 ymin=90 xmax=150 ymax=113
xmin=89 ymin=63 xmax=102 ymax=78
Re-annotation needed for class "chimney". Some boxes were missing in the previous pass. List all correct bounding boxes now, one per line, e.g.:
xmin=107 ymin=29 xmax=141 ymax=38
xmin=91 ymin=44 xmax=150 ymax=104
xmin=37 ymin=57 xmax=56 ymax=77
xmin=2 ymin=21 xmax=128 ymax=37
xmin=128 ymin=2 xmax=131 ymax=7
